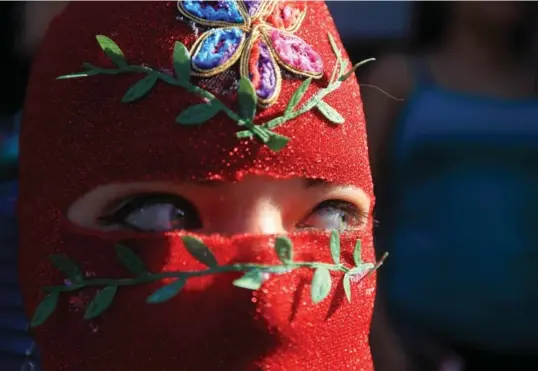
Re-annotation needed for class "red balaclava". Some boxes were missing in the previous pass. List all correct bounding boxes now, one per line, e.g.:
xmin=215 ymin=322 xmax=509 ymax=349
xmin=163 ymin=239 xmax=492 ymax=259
xmin=19 ymin=2 xmax=378 ymax=370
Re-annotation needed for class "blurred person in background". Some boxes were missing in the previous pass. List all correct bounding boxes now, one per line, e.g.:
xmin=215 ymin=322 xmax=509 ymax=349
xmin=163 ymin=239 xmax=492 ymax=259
xmin=0 ymin=3 xmax=66 ymax=370
xmin=364 ymin=2 xmax=538 ymax=371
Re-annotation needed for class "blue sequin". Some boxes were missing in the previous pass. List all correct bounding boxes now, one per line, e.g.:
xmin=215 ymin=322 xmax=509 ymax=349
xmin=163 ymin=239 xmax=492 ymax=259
xmin=193 ymin=28 xmax=245 ymax=70
xmin=182 ymin=0 xmax=244 ymax=23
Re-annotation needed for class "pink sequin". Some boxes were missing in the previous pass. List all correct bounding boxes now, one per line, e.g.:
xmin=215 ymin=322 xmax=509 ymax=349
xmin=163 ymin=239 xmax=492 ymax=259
xmin=269 ymin=30 xmax=323 ymax=74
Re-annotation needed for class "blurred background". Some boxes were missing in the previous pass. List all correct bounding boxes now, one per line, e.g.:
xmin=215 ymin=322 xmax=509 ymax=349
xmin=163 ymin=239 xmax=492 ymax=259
xmin=329 ymin=1 xmax=412 ymax=61
xmin=1 ymin=2 xmax=538 ymax=371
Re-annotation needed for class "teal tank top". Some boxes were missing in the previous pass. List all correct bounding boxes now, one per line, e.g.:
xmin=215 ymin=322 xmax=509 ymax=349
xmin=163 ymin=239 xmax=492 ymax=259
xmin=378 ymin=61 xmax=538 ymax=351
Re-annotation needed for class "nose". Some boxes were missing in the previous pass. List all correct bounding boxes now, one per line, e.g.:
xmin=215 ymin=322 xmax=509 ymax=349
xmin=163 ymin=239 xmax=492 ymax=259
xmin=206 ymin=198 xmax=286 ymax=235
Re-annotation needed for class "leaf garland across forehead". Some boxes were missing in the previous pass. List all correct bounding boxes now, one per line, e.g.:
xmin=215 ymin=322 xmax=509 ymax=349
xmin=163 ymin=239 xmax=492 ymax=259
xmin=57 ymin=33 xmax=375 ymax=152
xmin=31 ymin=232 xmax=388 ymax=327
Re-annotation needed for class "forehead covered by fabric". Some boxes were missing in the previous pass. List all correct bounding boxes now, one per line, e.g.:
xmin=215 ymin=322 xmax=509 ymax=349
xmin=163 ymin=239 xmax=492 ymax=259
xmin=21 ymin=1 xmax=372 ymax=210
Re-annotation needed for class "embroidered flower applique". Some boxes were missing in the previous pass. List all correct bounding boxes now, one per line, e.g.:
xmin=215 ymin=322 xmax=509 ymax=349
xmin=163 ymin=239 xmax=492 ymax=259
xmin=177 ymin=0 xmax=324 ymax=107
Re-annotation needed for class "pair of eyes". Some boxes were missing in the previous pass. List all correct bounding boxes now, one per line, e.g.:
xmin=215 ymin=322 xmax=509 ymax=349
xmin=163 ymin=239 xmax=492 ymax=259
xmin=98 ymin=193 xmax=367 ymax=233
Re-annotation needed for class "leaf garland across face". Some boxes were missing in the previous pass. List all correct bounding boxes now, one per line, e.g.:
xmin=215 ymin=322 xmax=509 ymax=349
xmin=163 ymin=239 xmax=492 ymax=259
xmin=146 ymin=278 xmax=187 ymax=304
xmin=84 ymin=285 xmax=118 ymax=320
xmin=30 ymin=233 xmax=388 ymax=328
xmin=311 ymin=266 xmax=332 ymax=304
xmin=115 ymin=244 xmax=148 ymax=276
xmin=57 ymin=34 xmax=375 ymax=153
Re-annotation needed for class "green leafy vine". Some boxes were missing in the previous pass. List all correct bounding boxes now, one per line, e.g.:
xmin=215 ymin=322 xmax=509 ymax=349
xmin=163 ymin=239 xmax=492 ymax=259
xmin=57 ymin=34 xmax=374 ymax=152
xmin=30 ymin=231 xmax=388 ymax=328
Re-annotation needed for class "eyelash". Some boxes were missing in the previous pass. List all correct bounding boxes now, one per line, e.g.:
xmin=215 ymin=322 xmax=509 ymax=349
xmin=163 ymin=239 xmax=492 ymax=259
xmin=305 ymin=199 xmax=368 ymax=227
xmin=98 ymin=194 xmax=368 ymax=231
xmin=98 ymin=193 xmax=191 ymax=229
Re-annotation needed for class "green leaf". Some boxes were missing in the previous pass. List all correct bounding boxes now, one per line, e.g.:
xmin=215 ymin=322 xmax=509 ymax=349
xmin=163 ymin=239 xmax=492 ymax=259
xmin=317 ymin=100 xmax=345 ymax=124
xmin=328 ymin=32 xmax=350 ymax=81
xmin=233 ymin=270 xmax=265 ymax=290
xmin=327 ymin=33 xmax=342 ymax=83
xmin=266 ymin=133 xmax=290 ymax=152
xmin=343 ymin=273 xmax=352 ymax=303
xmin=329 ymin=230 xmax=340 ymax=265
xmin=339 ymin=58 xmax=376 ymax=82
xmin=340 ymin=58 xmax=349 ymax=76
xmin=147 ymin=278 xmax=186 ymax=304
xmin=181 ymin=236 xmax=218 ymax=268
xmin=265 ymin=266 xmax=293 ymax=274
xmin=173 ymin=41 xmax=191 ymax=82
xmin=275 ymin=236 xmax=293 ymax=264
xmin=353 ymin=240 xmax=363 ymax=267
xmin=236 ymin=129 xmax=253 ymax=139
xmin=30 ymin=291 xmax=59 ymax=328
xmin=48 ymin=255 xmax=83 ymax=282
xmin=348 ymin=263 xmax=375 ymax=277
xmin=56 ymin=70 xmax=101 ymax=80
xmin=311 ymin=266 xmax=332 ymax=304
xmin=121 ymin=73 xmax=158 ymax=103
xmin=285 ymin=77 xmax=312 ymax=114
xmin=238 ymin=76 xmax=257 ymax=121
xmin=84 ymin=286 xmax=118 ymax=320
xmin=176 ymin=102 xmax=221 ymax=125
xmin=96 ymin=35 xmax=126 ymax=68
xmin=249 ymin=124 xmax=271 ymax=143
xmin=265 ymin=116 xmax=287 ymax=130
xmin=328 ymin=33 xmax=342 ymax=62
xmin=115 ymin=244 xmax=148 ymax=276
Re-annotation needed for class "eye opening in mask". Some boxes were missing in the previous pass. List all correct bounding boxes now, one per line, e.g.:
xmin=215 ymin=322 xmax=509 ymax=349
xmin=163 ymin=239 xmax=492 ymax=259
xmin=98 ymin=193 xmax=203 ymax=232
xmin=297 ymin=199 xmax=368 ymax=231
xmin=97 ymin=192 xmax=368 ymax=234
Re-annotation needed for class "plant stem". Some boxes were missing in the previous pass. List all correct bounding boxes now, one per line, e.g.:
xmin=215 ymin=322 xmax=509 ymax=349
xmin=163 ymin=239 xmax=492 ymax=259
xmin=43 ymin=261 xmax=350 ymax=293
xmin=235 ymin=57 xmax=343 ymax=139
xmin=264 ymin=80 xmax=342 ymax=130
xmin=79 ymin=64 xmax=265 ymax=139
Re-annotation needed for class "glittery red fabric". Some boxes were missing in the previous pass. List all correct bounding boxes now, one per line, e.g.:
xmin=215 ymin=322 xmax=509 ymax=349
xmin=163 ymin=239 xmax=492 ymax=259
xmin=26 ymin=227 xmax=375 ymax=371
xmin=19 ymin=1 xmax=375 ymax=370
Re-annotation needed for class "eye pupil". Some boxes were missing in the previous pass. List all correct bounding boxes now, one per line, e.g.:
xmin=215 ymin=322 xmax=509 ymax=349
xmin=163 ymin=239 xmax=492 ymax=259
xmin=103 ymin=194 xmax=202 ymax=232
xmin=298 ymin=200 xmax=365 ymax=231
xmin=170 ymin=208 xmax=186 ymax=229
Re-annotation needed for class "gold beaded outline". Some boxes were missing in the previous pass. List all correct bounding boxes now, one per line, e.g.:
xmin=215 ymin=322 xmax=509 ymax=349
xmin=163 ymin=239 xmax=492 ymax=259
xmin=236 ymin=0 xmax=273 ymax=24
xmin=259 ymin=26 xmax=323 ymax=79
xmin=189 ymin=26 xmax=248 ymax=77
xmin=177 ymin=0 xmax=251 ymax=31
xmin=178 ymin=0 xmax=322 ymax=105
xmin=259 ymin=1 xmax=306 ymax=34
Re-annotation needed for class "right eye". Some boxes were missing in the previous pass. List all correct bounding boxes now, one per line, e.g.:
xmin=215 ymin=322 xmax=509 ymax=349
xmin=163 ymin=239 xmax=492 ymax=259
xmin=98 ymin=194 xmax=202 ymax=232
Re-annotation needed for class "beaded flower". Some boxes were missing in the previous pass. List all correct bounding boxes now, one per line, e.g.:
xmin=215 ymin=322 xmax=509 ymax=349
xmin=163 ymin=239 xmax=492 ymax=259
xmin=178 ymin=0 xmax=324 ymax=107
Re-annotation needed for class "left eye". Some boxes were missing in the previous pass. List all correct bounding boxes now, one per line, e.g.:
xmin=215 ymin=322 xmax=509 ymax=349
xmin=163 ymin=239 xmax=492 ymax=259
xmin=99 ymin=194 xmax=202 ymax=232
xmin=297 ymin=200 xmax=367 ymax=231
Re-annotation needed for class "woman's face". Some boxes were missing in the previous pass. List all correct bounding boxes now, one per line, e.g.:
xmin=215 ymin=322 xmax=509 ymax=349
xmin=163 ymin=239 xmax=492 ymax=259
xmin=68 ymin=175 xmax=370 ymax=236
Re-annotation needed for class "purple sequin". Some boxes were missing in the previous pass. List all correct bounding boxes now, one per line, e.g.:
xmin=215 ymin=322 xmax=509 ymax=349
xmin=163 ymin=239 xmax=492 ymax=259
xmin=256 ymin=42 xmax=277 ymax=99
xmin=270 ymin=30 xmax=323 ymax=75
xmin=180 ymin=0 xmax=323 ymax=106
xmin=242 ymin=0 xmax=263 ymax=16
